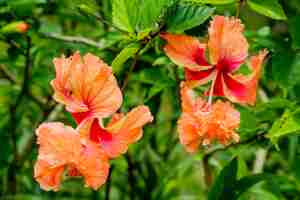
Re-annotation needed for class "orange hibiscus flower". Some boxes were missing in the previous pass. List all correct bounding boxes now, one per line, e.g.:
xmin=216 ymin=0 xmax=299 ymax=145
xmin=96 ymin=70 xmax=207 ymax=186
xmin=51 ymin=52 xmax=122 ymax=125
xmin=177 ymin=82 xmax=240 ymax=153
xmin=34 ymin=123 xmax=109 ymax=191
xmin=161 ymin=15 xmax=268 ymax=105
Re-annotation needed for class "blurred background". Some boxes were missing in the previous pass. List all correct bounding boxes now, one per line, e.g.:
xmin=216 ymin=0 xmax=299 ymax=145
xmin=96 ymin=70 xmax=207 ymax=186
xmin=0 ymin=0 xmax=300 ymax=199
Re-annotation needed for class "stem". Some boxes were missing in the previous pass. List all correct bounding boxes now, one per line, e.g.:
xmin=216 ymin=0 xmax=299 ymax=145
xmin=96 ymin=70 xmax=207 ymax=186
xmin=236 ymin=0 xmax=243 ymax=18
xmin=125 ymin=153 xmax=136 ymax=199
xmin=121 ymin=53 xmax=139 ymax=92
xmin=39 ymin=32 xmax=107 ymax=49
xmin=6 ymin=36 xmax=32 ymax=194
xmin=105 ymin=165 xmax=114 ymax=200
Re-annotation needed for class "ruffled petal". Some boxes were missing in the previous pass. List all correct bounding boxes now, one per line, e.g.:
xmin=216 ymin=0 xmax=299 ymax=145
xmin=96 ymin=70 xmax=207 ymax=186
xmin=51 ymin=52 xmax=122 ymax=121
xmin=208 ymin=16 xmax=248 ymax=70
xmin=34 ymin=160 xmax=65 ymax=191
xmin=206 ymin=100 xmax=240 ymax=145
xmin=161 ymin=33 xmax=211 ymax=71
xmin=77 ymin=142 xmax=109 ymax=190
xmin=177 ymin=113 xmax=203 ymax=153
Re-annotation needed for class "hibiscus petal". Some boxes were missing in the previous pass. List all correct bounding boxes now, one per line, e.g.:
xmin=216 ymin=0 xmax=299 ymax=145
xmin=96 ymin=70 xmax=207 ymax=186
xmin=180 ymin=82 xmax=206 ymax=113
xmin=36 ymin=122 xmax=82 ymax=165
xmin=208 ymin=16 xmax=248 ymax=71
xmin=223 ymin=50 xmax=268 ymax=105
xmin=102 ymin=106 xmax=153 ymax=158
xmin=77 ymin=142 xmax=109 ymax=190
xmin=178 ymin=113 xmax=202 ymax=153
xmin=34 ymin=159 xmax=65 ymax=191
xmin=34 ymin=122 xmax=82 ymax=191
xmin=212 ymin=71 xmax=225 ymax=96
xmin=222 ymin=73 xmax=248 ymax=103
xmin=51 ymin=52 xmax=122 ymax=120
xmin=161 ymin=33 xmax=211 ymax=71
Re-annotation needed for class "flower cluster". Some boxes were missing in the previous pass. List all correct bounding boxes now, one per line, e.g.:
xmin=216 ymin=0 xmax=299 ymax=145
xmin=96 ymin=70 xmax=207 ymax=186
xmin=34 ymin=52 xmax=153 ymax=191
xmin=162 ymin=16 xmax=268 ymax=152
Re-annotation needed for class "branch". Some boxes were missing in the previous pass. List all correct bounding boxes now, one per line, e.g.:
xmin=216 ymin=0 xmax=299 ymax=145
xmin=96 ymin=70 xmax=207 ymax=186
xmin=39 ymin=32 xmax=106 ymax=49
xmin=0 ymin=64 xmax=46 ymax=108
xmin=121 ymin=53 xmax=139 ymax=92
xmin=6 ymin=36 xmax=32 ymax=194
xmin=105 ymin=165 xmax=114 ymax=200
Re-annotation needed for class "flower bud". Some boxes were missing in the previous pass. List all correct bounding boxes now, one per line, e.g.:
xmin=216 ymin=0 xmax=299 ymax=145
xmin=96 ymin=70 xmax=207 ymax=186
xmin=0 ymin=21 xmax=30 ymax=34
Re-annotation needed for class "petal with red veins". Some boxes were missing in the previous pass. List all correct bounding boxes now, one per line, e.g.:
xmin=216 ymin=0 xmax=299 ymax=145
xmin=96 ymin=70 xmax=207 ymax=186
xmin=51 ymin=52 xmax=122 ymax=120
xmin=161 ymin=33 xmax=211 ymax=71
xmin=224 ymin=50 xmax=268 ymax=105
xmin=208 ymin=16 xmax=248 ymax=69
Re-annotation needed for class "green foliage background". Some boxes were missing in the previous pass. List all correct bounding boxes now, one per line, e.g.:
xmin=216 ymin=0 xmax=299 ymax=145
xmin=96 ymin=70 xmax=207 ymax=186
xmin=0 ymin=0 xmax=300 ymax=199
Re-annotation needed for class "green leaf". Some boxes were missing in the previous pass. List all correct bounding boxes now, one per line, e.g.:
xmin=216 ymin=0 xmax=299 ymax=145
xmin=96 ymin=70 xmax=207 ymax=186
xmin=289 ymin=15 xmax=300 ymax=49
xmin=183 ymin=0 xmax=236 ymax=4
xmin=112 ymin=0 xmax=173 ymax=33
xmin=136 ymin=0 xmax=173 ymax=31
xmin=247 ymin=0 xmax=287 ymax=20
xmin=111 ymin=0 xmax=137 ymax=33
xmin=166 ymin=2 xmax=214 ymax=32
xmin=267 ymin=109 xmax=300 ymax=146
xmin=111 ymin=43 xmax=141 ymax=74
xmin=271 ymin=51 xmax=300 ymax=90
xmin=238 ymin=106 xmax=258 ymax=134
xmin=208 ymin=157 xmax=238 ymax=200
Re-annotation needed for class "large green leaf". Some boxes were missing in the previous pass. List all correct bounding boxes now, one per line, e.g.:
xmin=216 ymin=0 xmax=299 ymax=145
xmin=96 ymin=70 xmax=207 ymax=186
xmin=208 ymin=157 xmax=238 ymax=200
xmin=112 ymin=0 xmax=173 ymax=33
xmin=267 ymin=109 xmax=300 ymax=146
xmin=111 ymin=0 xmax=138 ymax=33
xmin=166 ymin=2 xmax=214 ymax=32
xmin=247 ymin=0 xmax=287 ymax=20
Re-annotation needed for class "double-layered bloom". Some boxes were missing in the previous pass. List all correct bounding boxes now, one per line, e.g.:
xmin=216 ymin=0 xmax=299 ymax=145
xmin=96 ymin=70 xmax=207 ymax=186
xmin=161 ymin=15 xmax=268 ymax=105
xmin=177 ymin=83 xmax=240 ymax=153
xmin=34 ymin=52 xmax=153 ymax=190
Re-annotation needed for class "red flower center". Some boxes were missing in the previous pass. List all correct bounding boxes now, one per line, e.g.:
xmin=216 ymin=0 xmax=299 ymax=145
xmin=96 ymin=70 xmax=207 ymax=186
xmin=89 ymin=119 xmax=113 ymax=143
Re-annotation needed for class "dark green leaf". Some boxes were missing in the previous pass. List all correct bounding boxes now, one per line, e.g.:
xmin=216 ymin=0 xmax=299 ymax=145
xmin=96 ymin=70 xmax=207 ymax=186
xmin=166 ymin=2 xmax=214 ymax=32
xmin=208 ymin=157 xmax=238 ymax=200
